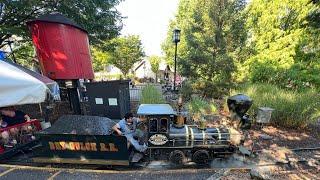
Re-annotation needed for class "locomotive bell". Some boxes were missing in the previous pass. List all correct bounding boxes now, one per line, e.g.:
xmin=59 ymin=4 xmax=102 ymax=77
xmin=227 ymin=94 xmax=252 ymax=120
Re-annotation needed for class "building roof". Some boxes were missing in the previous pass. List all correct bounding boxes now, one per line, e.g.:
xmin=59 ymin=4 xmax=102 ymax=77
xmin=27 ymin=13 xmax=87 ymax=33
xmin=137 ymin=104 xmax=176 ymax=115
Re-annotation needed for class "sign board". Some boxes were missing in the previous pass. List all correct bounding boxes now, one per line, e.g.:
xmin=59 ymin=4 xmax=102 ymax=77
xmin=95 ymin=98 xmax=103 ymax=105
xmin=33 ymin=134 xmax=129 ymax=165
xmin=108 ymin=98 xmax=118 ymax=106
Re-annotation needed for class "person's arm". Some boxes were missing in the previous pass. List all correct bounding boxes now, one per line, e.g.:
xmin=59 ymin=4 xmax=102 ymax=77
xmin=112 ymin=123 xmax=122 ymax=136
xmin=24 ymin=114 xmax=31 ymax=121
xmin=134 ymin=117 xmax=141 ymax=124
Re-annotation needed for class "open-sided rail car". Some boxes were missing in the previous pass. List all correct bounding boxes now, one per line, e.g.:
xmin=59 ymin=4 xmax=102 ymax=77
xmin=0 ymin=120 xmax=42 ymax=160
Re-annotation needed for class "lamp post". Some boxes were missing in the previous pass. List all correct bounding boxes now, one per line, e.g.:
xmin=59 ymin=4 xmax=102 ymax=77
xmin=173 ymin=28 xmax=180 ymax=91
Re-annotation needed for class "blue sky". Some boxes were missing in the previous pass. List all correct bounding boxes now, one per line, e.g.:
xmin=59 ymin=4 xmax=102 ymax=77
xmin=116 ymin=0 xmax=179 ymax=57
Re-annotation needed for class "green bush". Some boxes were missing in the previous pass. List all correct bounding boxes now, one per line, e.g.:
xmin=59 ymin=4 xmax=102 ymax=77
xmin=140 ymin=84 xmax=165 ymax=104
xmin=191 ymin=80 xmax=233 ymax=98
xmin=231 ymin=83 xmax=320 ymax=128
xmin=177 ymin=78 xmax=233 ymax=99
xmin=187 ymin=97 xmax=217 ymax=121
xmin=179 ymin=80 xmax=193 ymax=101
xmin=246 ymin=55 xmax=320 ymax=91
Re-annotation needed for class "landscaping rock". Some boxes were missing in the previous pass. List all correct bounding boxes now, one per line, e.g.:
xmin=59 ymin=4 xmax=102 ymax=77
xmin=239 ymin=145 xmax=251 ymax=156
xmin=250 ymin=167 xmax=271 ymax=180
xmin=260 ymin=134 xmax=273 ymax=140
xmin=207 ymin=168 xmax=230 ymax=180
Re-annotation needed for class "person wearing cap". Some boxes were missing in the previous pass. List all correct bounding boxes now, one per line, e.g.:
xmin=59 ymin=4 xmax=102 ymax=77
xmin=112 ymin=112 xmax=147 ymax=153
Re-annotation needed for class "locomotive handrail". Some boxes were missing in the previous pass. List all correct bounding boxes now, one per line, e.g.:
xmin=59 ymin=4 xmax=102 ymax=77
xmin=169 ymin=132 xmax=242 ymax=136
xmin=168 ymin=139 xmax=231 ymax=142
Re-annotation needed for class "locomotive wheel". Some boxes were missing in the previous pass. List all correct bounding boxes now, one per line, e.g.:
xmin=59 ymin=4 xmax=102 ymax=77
xmin=192 ymin=150 xmax=209 ymax=165
xmin=169 ymin=150 xmax=185 ymax=165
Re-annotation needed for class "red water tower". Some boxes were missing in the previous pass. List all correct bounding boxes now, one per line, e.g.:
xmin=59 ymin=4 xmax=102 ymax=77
xmin=27 ymin=13 xmax=94 ymax=80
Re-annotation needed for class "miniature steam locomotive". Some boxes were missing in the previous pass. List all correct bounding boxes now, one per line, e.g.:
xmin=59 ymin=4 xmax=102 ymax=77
xmin=137 ymin=104 xmax=241 ymax=165
xmin=33 ymin=94 xmax=252 ymax=166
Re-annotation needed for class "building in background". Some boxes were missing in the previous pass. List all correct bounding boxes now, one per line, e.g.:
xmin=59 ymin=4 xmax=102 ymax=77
xmin=93 ymin=58 xmax=182 ymax=85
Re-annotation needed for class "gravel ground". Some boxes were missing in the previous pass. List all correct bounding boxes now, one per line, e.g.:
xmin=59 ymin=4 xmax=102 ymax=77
xmin=204 ymin=112 xmax=320 ymax=179
xmin=216 ymin=169 xmax=320 ymax=180
xmin=0 ymin=165 xmax=218 ymax=180
xmin=247 ymin=125 xmax=320 ymax=151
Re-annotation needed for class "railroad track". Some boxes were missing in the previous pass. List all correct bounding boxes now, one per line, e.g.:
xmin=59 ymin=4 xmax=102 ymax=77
xmin=0 ymin=162 xmax=318 ymax=180
xmin=0 ymin=147 xmax=319 ymax=172
xmin=0 ymin=141 xmax=318 ymax=179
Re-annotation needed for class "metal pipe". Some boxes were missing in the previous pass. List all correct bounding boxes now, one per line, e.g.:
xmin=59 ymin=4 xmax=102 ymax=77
xmin=173 ymin=42 xmax=177 ymax=91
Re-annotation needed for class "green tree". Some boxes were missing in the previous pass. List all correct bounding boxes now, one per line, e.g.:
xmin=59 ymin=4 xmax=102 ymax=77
xmin=149 ymin=55 xmax=161 ymax=82
xmin=91 ymin=46 xmax=112 ymax=72
xmin=162 ymin=0 xmax=247 ymax=97
xmin=109 ymin=35 xmax=145 ymax=77
xmin=306 ymin=0 xmax=320 ymax=28
xmin=13 ymin=42 xmax=36 ymax=68
xmin=245 ymin=0 xmax=320 ymax=90
xmin=0 ymin=0 xmax=123 ymax=67
xmin=0 ymin=0 xmax=123 ymax=47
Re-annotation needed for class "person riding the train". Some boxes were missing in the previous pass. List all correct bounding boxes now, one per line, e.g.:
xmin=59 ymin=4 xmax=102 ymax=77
xmin=0 ymin=107 xmax=31 ymax=127
xmin=112 ymin=112 xmax=147 ymax=153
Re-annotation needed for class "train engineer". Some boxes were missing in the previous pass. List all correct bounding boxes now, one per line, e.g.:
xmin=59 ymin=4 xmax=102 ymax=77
xmin=112 ymin=112 xmax=147 ymax=153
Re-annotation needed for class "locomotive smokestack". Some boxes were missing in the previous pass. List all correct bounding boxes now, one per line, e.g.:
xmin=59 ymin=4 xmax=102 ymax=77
xmin=174 ymin=95 xmax=185 ymax=127
xmin=175 ymin=115 xmax=185 ymax=127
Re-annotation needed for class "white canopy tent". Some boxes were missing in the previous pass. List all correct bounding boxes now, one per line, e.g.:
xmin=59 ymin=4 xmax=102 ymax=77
xmin=0 ymin=60 xmax=60 ymax=108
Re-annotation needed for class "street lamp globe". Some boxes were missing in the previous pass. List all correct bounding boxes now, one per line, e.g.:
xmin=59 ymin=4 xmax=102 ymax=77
xmin=173 ymin=28 xmax=181 ymax=43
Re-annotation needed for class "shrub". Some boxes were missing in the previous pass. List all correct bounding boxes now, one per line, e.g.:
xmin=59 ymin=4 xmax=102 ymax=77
xmin=231 ymin=83 xmax=320 ymax=128
xmin=246 ymin=56 xmax=320 ymax=91
xmin=178 ymin=79 xmax=233 ymax=99
xmin=187 ymin=97 xmax=217 ymax=121
xmin=140 ymin=84 xmax=165 ymax=104
xmin=179 ymin=80 xmax=193 ymax=101
xmin=191 ymin=80 xmax=233 ymax=98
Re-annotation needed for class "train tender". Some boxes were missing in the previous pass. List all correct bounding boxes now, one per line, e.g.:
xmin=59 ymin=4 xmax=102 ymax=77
xmin=33 ymin=115 xmax=129 ymax=165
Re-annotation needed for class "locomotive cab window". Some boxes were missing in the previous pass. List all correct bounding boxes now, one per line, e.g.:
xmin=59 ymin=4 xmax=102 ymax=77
xmin=159 ymin=118 xmax=168 ymax=133
xmin=149 ymin=118 xmax=158 ymax=133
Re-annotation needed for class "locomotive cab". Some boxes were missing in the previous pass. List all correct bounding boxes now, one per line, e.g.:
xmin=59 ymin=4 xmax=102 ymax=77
xmin=137 ymin=104 xmax=176 ymax=148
